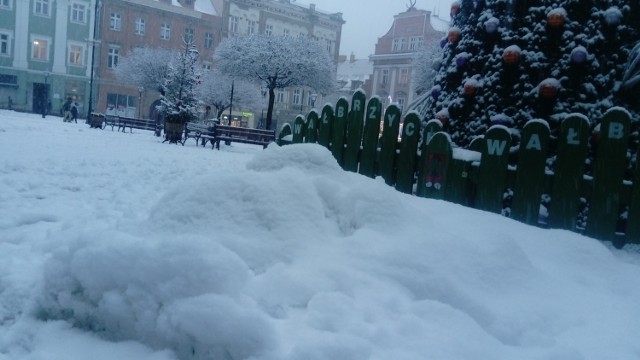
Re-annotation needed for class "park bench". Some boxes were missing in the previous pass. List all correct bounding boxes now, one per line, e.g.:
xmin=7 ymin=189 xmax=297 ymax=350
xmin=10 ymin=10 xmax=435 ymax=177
xmin=183 ymin=121 xmax=217 ymax=147
xmin=213 ymin=124 xmax=275 ymax=150
xmin=118 ymin=117 xmax=161 ymax=133
xmin=103 ymin=115 xmax=121 ymax=131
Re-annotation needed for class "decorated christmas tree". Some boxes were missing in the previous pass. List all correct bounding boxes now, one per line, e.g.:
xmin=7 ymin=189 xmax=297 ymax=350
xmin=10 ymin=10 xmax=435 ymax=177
xmin=428 ymin=0 xmax=640 ymax=149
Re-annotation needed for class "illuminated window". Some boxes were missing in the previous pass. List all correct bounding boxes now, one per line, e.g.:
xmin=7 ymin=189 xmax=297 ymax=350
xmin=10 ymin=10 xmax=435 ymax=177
xmin=110 ymin=13 xmax=121 ymax=31
xmin=135 ymin=17 xmax=145 ymax=35
xmin=68 ymin=44 xmax=83 ymax=65
xmin=71 ymin=3 xmax=86 ymax=23
xmin=161 ymin=23 xmax=171 ymax=40
xmin=31 ymin=38 xmax=48 ymax=61
xmin=34 ymin=0 xmax=50 ymax=16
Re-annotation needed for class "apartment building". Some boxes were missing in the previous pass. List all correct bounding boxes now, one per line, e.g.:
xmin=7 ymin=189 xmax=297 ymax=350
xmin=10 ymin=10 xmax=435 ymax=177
xmin=369 ymin=7 xmax=446 ymax=113
xmin=219 ymin=0 xmax=344 ymax=128
xmin=96 ymin=0 xmax=223 ymax=119
xmin=0 ymin=0 xmax=96 ymax=115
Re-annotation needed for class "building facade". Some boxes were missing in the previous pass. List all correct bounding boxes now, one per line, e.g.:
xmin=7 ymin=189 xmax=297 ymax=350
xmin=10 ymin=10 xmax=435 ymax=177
xmin=0 ymin=0 xmax=97 ymax=115
xmin=219 ymin=0 xmax=344 ymax=128
xmin=95 ymin=0 xmax=223 ymax=119
xmin=369 ymin=7 xmax=445 ymax=113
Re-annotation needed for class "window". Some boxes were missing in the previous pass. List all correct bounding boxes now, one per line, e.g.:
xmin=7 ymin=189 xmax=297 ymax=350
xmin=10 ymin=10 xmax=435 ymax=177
xmin=34 ymin=0 xmax=50 ymax=16
xmin=110 ymin=13 xmax=121 ymax=31
xmin=0 ymin=0 xmax=12 ymax=10
xmin=397 ymin=96 xmax=405 ymax=112
xmin=107 ymin=46 xmax=119 ymax=69
xmin=283 ymin=29 xmax=290 ymax=37
xmin=409 ymin=37 xmax=418 ymax=50
xmin=71 ymin=3 xmax=86 ymax=23
xmin=135 ymin=17 xmax=145 ymax=35
xmin=392 ymin=39 xmax=400 ymax=51
xmin=68 ymin=44 xmax=84 ymax=65
xmin=247 ymin=20 xmax=257 ymax=35
xmin=183 ymin=28 xmax=194 ymax=42
xmin=204 ymin=32 xmax=213 ymax=48
xmin=265 ymin=24 xmax=273 ymax=36
xmin=31 ymin=38 xmax=49 ymax=61
xmin=202 ymin=62 xmax=211 ymax=71
xmin=381 ymin=69 xmax=389 ymax=85
xmin=106 ymin=93 xmax=137 ymax=117
xmin=292 ymin=89 xmax=301 ymax=105
xmin=161 ymin=23 xmax=171 ymax=40
xmin=325 ymin=39 xmax=333 ymax=54
xmin=276 ymin=90 xmax=285 ymax=103
xmin=0 ymin=33 xmax=10 ymax=56
xmin=229 ymin=16 xmax=238 ymax=33
xmin=400 ymin=38 xmax=406 ymax=50
xmin=399 ymin=68 xmax=409 ymax=84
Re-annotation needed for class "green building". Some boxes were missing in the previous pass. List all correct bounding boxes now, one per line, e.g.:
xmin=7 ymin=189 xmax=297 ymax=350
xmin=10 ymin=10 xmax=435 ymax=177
xmin=0 ymin=0 xmax=97 ymax=117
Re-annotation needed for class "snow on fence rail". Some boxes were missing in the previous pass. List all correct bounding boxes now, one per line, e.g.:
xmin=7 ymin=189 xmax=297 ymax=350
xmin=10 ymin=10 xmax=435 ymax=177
xmin=279 ymin=90 xmax=639 ymax=248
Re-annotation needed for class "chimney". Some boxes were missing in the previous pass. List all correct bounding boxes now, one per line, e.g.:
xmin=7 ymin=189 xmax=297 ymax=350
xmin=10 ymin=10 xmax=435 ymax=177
xmin=310 ymin=3 xmax=316 ymax=11
xmin=350 ymin=52 xmax=356 ymax=63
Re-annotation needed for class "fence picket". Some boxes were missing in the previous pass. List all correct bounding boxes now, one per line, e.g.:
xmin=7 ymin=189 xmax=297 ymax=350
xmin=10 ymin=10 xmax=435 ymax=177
xmin=305 ymin=110 xmax=319 ymax=143
xmin=512 ymin=120 xmax=550 ymax=225
xmin=379 ymin=105 xmax=401 ymax=185
xmin=476 ymin=126 xmax=511 ymax=214
xmin=416 ymin=120 xmax=444 ymax=197
xmin=359 ymin=97 xmax=382 ymax=178
xmin=332 ymin=98 xmax=349 ymax=167
xmin=627 ymin=151 xmax=640 ymax=244
xmin=586 ymin=108 xmax=630 ymax=241
xmin=417 ymin=132 xmax=452 ymax=199
xmin=548 ymin=114 xmax=590 ymax=231
xmin=292 ymin=115 xmax=306 ymax=144
xmin=318 ymin=105 xmax=334 ymax=149
xmin=395 ymin=113 xmax=422 ymax=194
xmin=344 ymin=91 xmax=366 ymax=172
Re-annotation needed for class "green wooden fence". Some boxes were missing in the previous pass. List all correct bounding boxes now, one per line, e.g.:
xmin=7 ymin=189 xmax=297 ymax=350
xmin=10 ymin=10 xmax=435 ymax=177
xmin=280 ymin=91 xmax=638 ymax=247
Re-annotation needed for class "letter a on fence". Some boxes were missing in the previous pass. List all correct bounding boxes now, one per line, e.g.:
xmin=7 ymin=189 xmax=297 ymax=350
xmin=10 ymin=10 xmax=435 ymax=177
xmin=344 ymin=91 xmax=366 ymax=172
xmin=512 ymin=120 xmax=549 ymax=225
xmin=359 ymin=97 xmax=382 ymax=178
xmin=305 ymin=110 xmax=319 ymax=143
xmin=379 ymin=105 xmax=401 ymax=185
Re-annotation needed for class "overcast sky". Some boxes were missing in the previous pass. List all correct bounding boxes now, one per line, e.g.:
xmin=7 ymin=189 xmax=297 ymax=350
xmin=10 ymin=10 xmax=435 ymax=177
xmin=302 ymin=0 xmax=452 ymax=58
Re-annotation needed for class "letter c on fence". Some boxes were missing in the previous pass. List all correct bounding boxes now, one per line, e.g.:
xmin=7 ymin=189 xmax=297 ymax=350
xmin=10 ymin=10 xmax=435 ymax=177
xmin=404 ymin=122 xmax=415 ymax=136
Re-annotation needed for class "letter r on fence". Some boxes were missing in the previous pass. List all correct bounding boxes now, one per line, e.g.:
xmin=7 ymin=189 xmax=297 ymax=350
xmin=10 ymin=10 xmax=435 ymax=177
xmin=608 ymin=122 xmax=624 ymax=139
xmin=353 ymin=100 xmax=361 ymax=112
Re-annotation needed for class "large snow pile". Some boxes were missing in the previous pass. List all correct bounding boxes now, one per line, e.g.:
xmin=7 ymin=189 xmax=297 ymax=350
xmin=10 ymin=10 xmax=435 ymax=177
xmin=1 ymin=110 xmax=640 ymax=359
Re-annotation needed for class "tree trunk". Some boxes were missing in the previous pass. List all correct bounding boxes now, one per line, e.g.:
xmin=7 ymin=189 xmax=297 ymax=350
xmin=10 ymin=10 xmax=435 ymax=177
xmin=266 ymin=87 xmax=276 ymax=130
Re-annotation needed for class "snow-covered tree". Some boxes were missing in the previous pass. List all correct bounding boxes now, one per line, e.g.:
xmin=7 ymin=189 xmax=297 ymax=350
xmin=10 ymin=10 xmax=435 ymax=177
xmin=429 ymin=0 xmax=640 ymax=148
xmin=196 ymin=71 xmax=265 ymax=120
xmin=159 ymin=41 xmax=201 ymax=124
xmin=406 ymin=43 xmax=443 ymax=118
xmin=213 ymin=34 xmax=335 ymax=130
xmin=113 ymin=47 xmax=176 ymax=92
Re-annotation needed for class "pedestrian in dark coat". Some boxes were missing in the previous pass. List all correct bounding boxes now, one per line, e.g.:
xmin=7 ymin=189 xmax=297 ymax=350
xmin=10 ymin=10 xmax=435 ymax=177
xmin=71 ymin=102 xmax=78 ymax=123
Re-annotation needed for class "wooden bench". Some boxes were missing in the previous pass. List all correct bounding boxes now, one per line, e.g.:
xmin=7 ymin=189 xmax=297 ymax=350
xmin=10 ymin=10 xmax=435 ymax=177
xmin=213 ymin=125 xmax=275 ymax=150
xmin=183 ymin=121 xmax=217 ymax=147
xmin=103 ymin=115 xmax=121 ymax=131
xmin=118 ymin=117 xmax=161 ymax=133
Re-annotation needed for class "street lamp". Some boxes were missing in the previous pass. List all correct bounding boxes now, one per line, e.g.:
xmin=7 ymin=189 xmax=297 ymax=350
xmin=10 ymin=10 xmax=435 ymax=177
xmin=138 ymin=86 xmax=144 ymax=118
xmin=86 ymin=0 xmax=101 ymax=123
xmin=42 ymin=71 xmax=49 ymax=118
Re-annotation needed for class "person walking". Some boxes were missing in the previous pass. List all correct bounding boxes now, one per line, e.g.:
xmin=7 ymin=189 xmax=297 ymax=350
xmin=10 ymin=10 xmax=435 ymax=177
xmin=62 ymin=98 xmax=72 ymax=122
xmin=71 ymin=102 xmax=78 ymax=123
xmin=7 ymin=96 xmax=13 ymax=110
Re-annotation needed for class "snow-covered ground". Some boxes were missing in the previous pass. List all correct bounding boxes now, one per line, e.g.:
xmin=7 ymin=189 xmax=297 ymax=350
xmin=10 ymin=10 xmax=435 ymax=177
xmin=1 ymin=110 xmax=640 ymax=360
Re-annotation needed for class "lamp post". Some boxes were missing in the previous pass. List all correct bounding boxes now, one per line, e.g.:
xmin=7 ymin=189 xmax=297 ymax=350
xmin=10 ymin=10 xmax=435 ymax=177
xmin=228 ymin=79 xmax=234 ymax=126
xmin=42 ymin=71 xmax=49 ymax=118
xmin=86 ymin=0 xmax=101 ymax=123
xmin=138 ymin=86 xmax=144 ymax=119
